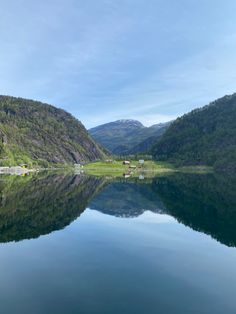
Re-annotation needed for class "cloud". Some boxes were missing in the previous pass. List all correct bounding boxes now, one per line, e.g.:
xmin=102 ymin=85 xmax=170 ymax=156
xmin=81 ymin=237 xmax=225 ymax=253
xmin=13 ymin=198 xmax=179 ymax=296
xmin=1 ymin=0 xmax=236 ymax=128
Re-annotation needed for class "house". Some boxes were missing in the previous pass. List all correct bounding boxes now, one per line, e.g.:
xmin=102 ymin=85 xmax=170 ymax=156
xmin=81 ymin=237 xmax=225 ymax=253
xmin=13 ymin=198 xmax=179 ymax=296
xmin=105 ymin=159 xmax=113 ymax=163
xmin=123 ymin=160 xmax=130 ymax=165
xmin=123 ymin=173 xmax=131 ymax=178
xmin=139 ymin=159 xmax=144 ymax=165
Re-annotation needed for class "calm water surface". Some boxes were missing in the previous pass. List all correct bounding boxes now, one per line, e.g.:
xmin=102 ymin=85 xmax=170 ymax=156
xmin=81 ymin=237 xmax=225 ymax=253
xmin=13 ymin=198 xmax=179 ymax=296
xmin=0 ymin=173 xmax=235 ymax=314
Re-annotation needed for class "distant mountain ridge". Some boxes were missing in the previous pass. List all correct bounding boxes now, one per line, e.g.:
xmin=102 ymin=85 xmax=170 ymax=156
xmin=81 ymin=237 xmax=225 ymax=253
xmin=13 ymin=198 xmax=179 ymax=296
xmin=89 ymin=119 xmax=171 ymax=155
xmin=114 ymin=119 xmax=144 ymax=127
xmin=0 ymin=96 xmax=105 ymax=166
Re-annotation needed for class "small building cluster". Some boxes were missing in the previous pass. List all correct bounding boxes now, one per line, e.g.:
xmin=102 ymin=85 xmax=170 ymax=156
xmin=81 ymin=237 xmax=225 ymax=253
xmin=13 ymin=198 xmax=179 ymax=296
xmin=122 ymin=159 xmax=145 ymax=179
xmin=123 ymin=160 xmax=130 ymax=165
xmin=105 ymin=159 xmax=113 ymax=163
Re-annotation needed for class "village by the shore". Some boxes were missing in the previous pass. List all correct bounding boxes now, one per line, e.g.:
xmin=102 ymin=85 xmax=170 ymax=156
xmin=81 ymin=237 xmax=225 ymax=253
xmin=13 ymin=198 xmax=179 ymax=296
xmin=0 ymin=165 xmax=36 ymax=175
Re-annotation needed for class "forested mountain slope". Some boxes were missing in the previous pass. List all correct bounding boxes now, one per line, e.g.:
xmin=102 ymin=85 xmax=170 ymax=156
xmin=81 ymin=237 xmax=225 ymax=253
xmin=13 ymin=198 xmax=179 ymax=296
xmin=0 ymin=96 xmax=105 ymax=166
xmin=152 ymin=93 xmax=236 ymax=172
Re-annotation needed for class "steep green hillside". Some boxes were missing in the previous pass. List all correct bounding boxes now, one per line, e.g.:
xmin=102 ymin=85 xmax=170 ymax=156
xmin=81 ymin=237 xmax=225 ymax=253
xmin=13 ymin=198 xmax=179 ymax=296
xmin=0 ymin=96 xmax=105 ymax=166
xmin=89 ymin=119 xmax=171 ymax=155
xmin=152 ymin=93 xmax=236 ymax=171
xmin=128 ymin=122 xmax=171 ymax=154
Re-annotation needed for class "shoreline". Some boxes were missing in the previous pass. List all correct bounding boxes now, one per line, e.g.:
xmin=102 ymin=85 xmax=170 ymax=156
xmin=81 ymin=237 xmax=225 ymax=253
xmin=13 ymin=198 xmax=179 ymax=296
xmin=83 ymin=160 xmax=212 ymax=178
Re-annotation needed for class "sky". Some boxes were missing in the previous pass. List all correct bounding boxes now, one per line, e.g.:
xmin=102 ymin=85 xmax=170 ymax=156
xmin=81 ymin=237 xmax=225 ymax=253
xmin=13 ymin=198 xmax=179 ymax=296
xmin=1 ymin=0 xmax=236 ymax=128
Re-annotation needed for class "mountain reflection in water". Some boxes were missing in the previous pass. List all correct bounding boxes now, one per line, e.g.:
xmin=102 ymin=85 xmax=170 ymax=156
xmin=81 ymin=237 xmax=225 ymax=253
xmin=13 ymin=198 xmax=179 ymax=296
xmin=0 ymin=174 xmax=105 ymax=242
xmin=0 ymin=172 xmax=235 ymax=246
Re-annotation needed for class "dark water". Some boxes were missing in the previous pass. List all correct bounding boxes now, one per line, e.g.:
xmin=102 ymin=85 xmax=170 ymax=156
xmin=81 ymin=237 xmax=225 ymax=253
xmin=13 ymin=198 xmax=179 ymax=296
xmin=0 ymin=173 xmax=235 ymax=314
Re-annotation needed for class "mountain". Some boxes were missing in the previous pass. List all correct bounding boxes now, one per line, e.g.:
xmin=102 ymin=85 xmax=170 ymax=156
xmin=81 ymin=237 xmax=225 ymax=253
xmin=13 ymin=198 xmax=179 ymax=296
xmin=151 ymin=93 xmax=236 ymax=171
xmin=89 ymin=119 xmax=144 ymax=154
xmin=0 ymin=96 xmax=105 ymax=166
xmin=127 ymin=122 xmax=171 ymax=154
xmin=89 ymin=119 xmax=171 ymax=155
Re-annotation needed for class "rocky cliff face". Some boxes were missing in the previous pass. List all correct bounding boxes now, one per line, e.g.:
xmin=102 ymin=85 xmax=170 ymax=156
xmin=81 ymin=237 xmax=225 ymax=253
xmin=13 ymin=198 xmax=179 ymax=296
xmin=0 ymin=96 xmax=105 ymax=166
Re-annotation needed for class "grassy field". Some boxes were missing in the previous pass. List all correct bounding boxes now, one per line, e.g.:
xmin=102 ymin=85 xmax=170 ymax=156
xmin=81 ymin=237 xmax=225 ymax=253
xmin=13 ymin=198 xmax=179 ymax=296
xmin=83 ymin=160 xmax=212 ymax=178
xmin=83 ymin=160 xmax=176 ymax=177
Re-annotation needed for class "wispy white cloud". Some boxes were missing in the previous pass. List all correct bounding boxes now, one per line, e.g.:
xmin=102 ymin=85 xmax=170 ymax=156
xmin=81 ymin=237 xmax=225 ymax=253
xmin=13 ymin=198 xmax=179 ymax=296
xmin=81 ymin=30 xmax=236 ymax=127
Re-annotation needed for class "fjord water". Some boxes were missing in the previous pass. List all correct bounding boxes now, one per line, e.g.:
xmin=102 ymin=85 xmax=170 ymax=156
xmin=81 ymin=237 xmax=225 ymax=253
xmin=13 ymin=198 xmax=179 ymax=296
xmin=0 ymin=173 xmax=235 ymax=313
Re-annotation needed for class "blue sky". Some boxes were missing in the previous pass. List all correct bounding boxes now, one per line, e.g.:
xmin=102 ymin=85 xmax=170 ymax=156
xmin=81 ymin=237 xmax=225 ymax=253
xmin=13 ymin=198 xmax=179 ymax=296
xmin=1 ymin=0 xmax=236 ymax=128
